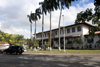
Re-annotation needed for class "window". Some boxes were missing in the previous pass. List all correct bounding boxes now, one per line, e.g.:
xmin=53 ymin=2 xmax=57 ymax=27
xmin=87 ymin=39 xmax=94 ymax=43
xmin=67 ymin=28 xmax=70 ymax=33
xmin=77 ymin=26 xmax=81 ymax=32
xmin=62 ymin=30 xmax=64 ymax=34
xmin=60 ymin=30 xmax=62 ymax=34
xmin=55 ymin=31 xmax=57 ymax=35
xmin=72 ymin=27 xmax=75 ymax=32
xmin=45 ymin=33 xmax=46 ymax=37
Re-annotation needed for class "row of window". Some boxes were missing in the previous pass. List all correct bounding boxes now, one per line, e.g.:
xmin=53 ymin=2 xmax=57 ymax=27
xmin=37 ymin=26 xmax=81 ymax=38
xmin=57 ymin=26 xmax=81 ymax=35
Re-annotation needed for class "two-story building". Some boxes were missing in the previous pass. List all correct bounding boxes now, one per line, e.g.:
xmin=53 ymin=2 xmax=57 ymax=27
xmin=35 ymin=23 xmax=100 ymax=49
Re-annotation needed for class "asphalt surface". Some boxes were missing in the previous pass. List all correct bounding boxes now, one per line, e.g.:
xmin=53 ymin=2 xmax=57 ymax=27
xmin=0 ymin=53 xmax=100 ymax=67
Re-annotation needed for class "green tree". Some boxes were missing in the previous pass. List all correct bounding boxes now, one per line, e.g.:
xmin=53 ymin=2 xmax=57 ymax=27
xmin=73 ymin=38 xmax=83 ymax=49
xmin=75 ymin=0 xmax=100 ymax=34
xmin=75 ymin=8 xmax=93 ymax=24
xmin=33 ymin=39 xmax=39 ymax=47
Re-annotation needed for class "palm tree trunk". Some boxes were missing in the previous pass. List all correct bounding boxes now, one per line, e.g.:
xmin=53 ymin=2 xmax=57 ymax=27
xmin=30 ymin=23 xmax=32 ymax=41
xmin=58 ymin=6 xmax=62 ymax=51
xmin=42 ymin=13 xmax=44 ymax=50
xmin=35 ymin=21 xmax=36 ymax=39
xmin=50 ymin=11 xmax=52 ymax=51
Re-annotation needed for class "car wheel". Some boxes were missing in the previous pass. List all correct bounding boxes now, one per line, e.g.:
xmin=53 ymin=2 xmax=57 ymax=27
xmin=15 ymin=52 xmax=18 ymax=55
xmin=19 ymin=52 xmax=22 ymax=55
xmin=10 ymin=52 xmax=12 ymax=54
xmin=6 ymin=52 xmax=8 ymax=54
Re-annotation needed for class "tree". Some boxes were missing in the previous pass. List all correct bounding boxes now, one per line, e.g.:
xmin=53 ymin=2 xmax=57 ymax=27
xmin=46 ymin=0 xmax=59 ymax=50
xmin=75 ymin=0 xmax=100 ymax=35
xmin=39 ymin=1 xmax=47 ymax=50
xmin=39 ymin=0 xmax=59 ymax=50
xmin=31 ymin=8 xmax=41 ymax=39
xmin=57 ymin=0 xmax=77 ymax=51
xmin=0 ymin=30 xmax=25 ymax=46
xmin=27 ymin=12 xmax=33 ymax=41
xmin=75 ymin=8 xmax=93 ymax=24
xmin=73 ymin=38 xmax=83 ymax=49
xmin=96 ymin=40 xmax=100 ymax=49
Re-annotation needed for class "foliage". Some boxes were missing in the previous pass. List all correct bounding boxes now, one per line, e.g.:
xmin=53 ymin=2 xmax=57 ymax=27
xmin=96 ymin=40 xmax=100 ymax=48
xmin=75 ymin=8 xmax=93 ymax=24
xmin=75 ymin=1 xmax=100 ymax=35
xmin=67 ymin=40 xmax=73 ymax=48
xmin=0 ymin=30 xmax=25 ymax=46
xmin=45 ymin=44 xmax=49 ymax=48
xmin=27 ymin=39 xmax=33 ymax=47
xmin=73 ymin=38 xmax=83 ymax=47
xmin=33 ymin=39 xmax=39 ymax=47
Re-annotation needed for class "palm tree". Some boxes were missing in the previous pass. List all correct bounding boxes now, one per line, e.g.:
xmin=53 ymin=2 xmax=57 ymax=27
xmin=27 ymin=12 xmax=32 ymax=41
xmin=44 ymin=0 xmax=59 ymax=50
xmin=31 ymin=8 xmax=41 ymax=39
xmin=57 ymin=0 xmax=77 ymax=51
xmin=39 ymin=1 xmax=47 ymax=50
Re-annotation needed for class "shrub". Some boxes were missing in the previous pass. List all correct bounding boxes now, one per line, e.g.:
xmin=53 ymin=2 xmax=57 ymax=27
xmin=33 ymin=39 xmax=39 ymax=47
xmin=45 ymin=44 xmax=49 ymax=48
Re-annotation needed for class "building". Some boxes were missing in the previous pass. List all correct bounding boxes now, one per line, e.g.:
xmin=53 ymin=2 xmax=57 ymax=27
xmin=35 ymin=23 xmax=100 ymax=49
xmin=0 ymin=42 xmax=10 ymax=49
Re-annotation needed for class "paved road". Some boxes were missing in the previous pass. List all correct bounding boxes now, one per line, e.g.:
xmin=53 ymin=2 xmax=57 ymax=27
xmin=0 ymin=53 xmax=100 ymax=67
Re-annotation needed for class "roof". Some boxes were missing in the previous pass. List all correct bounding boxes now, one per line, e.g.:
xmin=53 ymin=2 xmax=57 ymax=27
xmin=0 ymin=42 xmax=9 ymax=44
xmin=35 ymin=23 xmax=93 ymax=35
xmin=0 ymin=45 xmax=9 ymax=46
xmin=85 ymin=31 xmax=100 ymax=35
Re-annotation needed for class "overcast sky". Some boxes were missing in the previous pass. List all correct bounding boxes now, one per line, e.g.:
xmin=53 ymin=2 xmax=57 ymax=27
xmin=0 ymin=0 xmax=94 ymax=39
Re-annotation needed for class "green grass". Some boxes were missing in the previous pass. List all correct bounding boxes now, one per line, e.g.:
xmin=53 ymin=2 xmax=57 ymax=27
xmin=24 ymin=49 xmax=100 ymax=54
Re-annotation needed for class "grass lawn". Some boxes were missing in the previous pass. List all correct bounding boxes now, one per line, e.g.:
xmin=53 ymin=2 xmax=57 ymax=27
xmin=24 ymin=49 xmax=100 ymax=54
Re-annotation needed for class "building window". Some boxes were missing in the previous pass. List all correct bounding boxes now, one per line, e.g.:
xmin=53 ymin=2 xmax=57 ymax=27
xmin=87 ymin=39 xmax=94 ymax=43
xmin=60 ymin=30 xmax=62 ymax=34
xmin=77 ymin=26 xmax=81 ymax=32
xmin=55 ymin=31 xmax=57 ymax=35
xmin=67 ymin=28 xmax=70 ymax=33
xmin=72 ymin=27 xmax=75 ymax=32
xmin=45 ymin=33 xmax=46 ymax=37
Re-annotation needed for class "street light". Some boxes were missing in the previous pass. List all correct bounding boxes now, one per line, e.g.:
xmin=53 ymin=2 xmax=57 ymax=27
xmin=62 ymin=15 xmax=65 ymax=52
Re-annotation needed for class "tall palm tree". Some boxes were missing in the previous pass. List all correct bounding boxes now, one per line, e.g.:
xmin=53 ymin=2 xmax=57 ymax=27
xmin=44 ymin=0 xmax=59 ymax=50
xmin=31 ymin=8 xmax=41 ymax=39
xmin=57 ymin=0 xmax=77 ymax=51
xmin=27 ymin=12 xmax=32 ymax=41
xmin=39 ymin=1 xmax=47 ymax=50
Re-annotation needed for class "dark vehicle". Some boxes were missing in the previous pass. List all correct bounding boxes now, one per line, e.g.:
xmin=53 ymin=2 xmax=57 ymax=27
xmin=0 ymin=49 xmax=4 ymax=54
xmin=3 ymin=46 xmax=24 ymax=55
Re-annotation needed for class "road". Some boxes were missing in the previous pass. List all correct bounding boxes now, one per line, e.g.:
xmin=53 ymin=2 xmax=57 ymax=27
xmin=0 ymin=53 xmax=100 ymax=67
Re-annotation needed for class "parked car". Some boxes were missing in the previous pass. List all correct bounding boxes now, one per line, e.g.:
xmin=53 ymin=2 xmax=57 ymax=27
xmin=0 ymin=49 xmax=4 ymax=54
xmin=3 ymin=46 xmax=24 ymax=55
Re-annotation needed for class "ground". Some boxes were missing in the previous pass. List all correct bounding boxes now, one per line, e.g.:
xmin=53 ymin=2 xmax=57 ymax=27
xmin=0 ymin=53 xmax=100 ymax=67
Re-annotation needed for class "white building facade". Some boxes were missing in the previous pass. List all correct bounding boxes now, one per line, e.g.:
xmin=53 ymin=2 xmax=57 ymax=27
xmin=35 ymin=23 xmax=100 ymax=49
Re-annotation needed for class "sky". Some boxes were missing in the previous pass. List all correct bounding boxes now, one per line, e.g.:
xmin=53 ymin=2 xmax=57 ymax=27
xmin=0 ymin=0 xmax=94 ymax=39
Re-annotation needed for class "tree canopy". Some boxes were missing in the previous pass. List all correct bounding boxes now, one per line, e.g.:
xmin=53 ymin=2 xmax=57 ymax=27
xmin=0 ymin=30 xmax=25 ymax=46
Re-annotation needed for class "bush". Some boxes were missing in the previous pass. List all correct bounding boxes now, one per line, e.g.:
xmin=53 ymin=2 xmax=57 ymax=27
xmin=45 ymin=44 xmax=49 ymax=48
xmin=33 ymin=39 xmax=39 ymax=47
